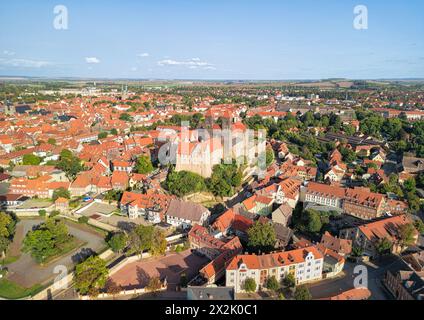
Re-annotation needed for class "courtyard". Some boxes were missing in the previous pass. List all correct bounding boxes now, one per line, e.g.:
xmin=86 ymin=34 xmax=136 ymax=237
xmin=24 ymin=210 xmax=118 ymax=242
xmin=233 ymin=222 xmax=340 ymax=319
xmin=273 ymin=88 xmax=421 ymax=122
xmin=110 ymin=250 xmax=210 ymax=291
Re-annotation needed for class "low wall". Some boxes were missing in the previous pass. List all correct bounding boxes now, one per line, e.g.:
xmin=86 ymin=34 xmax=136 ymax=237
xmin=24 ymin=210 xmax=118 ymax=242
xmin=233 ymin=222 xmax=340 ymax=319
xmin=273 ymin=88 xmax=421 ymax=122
xmin=87 ymin=218 xmax=118 ymax=232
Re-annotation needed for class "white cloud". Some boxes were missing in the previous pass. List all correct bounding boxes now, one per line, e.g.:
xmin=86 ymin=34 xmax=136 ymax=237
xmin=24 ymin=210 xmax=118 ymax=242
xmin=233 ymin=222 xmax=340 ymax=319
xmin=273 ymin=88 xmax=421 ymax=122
xmin=85 ymin=57 xmax=101 ymax=64
xmin=137 ymin=53 xmax=149 ymax=58
xmin=0 ymin=58 xmax=51 ymax=68
xmin=157 ymin=58 xmax=215 ymax=70
xmin=131 ymin=67 xmax=138 ymax=72
xmin=2 ymin=50 xmax=15 ymax=56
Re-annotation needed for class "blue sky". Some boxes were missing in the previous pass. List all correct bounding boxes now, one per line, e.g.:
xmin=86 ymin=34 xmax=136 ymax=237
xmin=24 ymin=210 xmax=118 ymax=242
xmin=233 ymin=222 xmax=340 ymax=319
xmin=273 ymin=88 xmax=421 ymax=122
xmin=0 ymin=0 xmax=423 ymax=80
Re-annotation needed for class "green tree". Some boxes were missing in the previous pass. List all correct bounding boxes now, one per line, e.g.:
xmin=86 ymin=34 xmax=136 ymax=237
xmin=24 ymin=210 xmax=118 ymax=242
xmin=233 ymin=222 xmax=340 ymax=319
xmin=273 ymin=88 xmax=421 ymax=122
xmin=78 ymin=216 xmax=89 ymax=224
xmin=376 ymin=238 xmax=392 ymax=256
xmin=207 ymin=163 xmax=242 ymax=197
xmin=119 ymin=113 xmax=133 ymax=122
xmin=52 ymin=187 xmax=71 ymax=201
xmin=47 ymin=138 xmax=56 ymax=145
xmin=414 ymin=220 xmax=424 ymax=234
xmin=266 ymin=148 xmax=275 ymax=167
xmin=22 ymin=219 xmax=72 ymax=263
xmin=283 ymin=273 xmax=296 ymax=288
xmin=165 ymin=170 xmax=206 ymax=197
xmin=150 ymin=228 xmax=167 ymax=256
xmin=74 ymin=256 xmax=109 ymax=297
xmin=0 ymin=236 xmax=10 ymax=257
xmin=110 ymin=128 xmax=118 ymax=135
xmin=265 ymin=276 xmax=280 ymax=292
xmin=98 ymin=132 xmax=108 ymax=139
xmin=0 ymin=212 xmax=13 ymax=238
xmin=403 ymin=178 xmax=417 ymax=194
xmin=38 ymin=209 xmax=47 ymax=217
xmin=136 ymin=155 xmax=154 ymax=174
xmin=22 ymin=154 xmax=42 ymax=165
xmin=294 ymin=285 xmax=312 ymax=300
xmin=57 ymin=149 xmax=84 ymax=180
xmin=399 ymin=223 xmax=417 ymax=247
xmin=306 ymin=210 xmax=322 ymax=233
xmin=108 ymin=232 xmax=128 ymax=253
xmin=243 ymin=278 xmax=257 ymax=293
xmin=351 ymin=246 xmax=364 ymax=257
xmin=247 ymin=221 xmax=276 ymax=254
xmin=127 ymin=225 xmax=166 ymax=256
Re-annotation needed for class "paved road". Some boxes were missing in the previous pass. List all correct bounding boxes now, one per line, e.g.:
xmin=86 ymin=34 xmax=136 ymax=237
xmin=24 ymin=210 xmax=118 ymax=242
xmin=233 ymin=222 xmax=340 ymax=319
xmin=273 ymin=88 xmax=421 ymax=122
xmin=308 ymin=256 xmax=398 ymax=300
xmin=5 ymin=219 xmax=106 ymax=288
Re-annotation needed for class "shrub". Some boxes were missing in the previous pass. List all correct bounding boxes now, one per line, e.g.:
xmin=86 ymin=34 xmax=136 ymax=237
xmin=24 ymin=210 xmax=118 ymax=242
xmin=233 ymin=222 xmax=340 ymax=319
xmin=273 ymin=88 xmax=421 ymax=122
xmin=78 ymin=216 xmax=89 ymax=224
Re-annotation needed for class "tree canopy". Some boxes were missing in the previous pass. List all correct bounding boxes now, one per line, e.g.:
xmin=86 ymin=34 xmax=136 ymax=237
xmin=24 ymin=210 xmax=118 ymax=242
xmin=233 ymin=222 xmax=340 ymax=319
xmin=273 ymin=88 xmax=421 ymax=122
xmin=127 ymin=225 xmax=167 ymax=256
xmin=136 ymin=155 xmax=154 ymax=174
xmin=22 ymin=218 xmax=73 ymax=263
xmin=165 ymin=169 xmax=207 ymax=197
xmin=74 ymin=255 xmax=109 ymax=297
xmin=57 ymin=149 xmax=84 ymax=180
xmin=52 ymin=187 xmax=71 ymax=201
xmin=243 ymin=278 xmax=257 ymax=293
xmin=247 ymin=221 xmax=276 ymax=254
xmin=107 ymin=232 xmax=128 ymax=253
xmin=22 ymin=154 xmax=42 ymax=165
xmin=294 ymin=285 xmax=312 ymax=300
xmin=207 ymin=162 xmax=243 ymax=197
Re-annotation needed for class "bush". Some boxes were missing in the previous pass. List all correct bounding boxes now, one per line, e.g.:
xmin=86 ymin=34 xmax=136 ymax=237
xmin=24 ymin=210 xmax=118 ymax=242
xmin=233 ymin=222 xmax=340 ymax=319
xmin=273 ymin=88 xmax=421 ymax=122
xmin=52 ymin=188 xmax=71 ymax=201
xmin=78 ymin=216 xmax=89 ymax=224
xmin=265 ymin=276 xmax=280 ymax=292
xmin=107 ymin=232 xmax=127 ymax=253
xmin=49 ymin=210 xmax=61 ymax=218
xmin=283 ymin=273 xmax=296 ymax=288
xmin=38 ymin=210 xmax=47 ymax=217
xmin=243 ymin=278 xmax=257 ymax=293
xmin=294 ymin=285 xmax=312 ymax=300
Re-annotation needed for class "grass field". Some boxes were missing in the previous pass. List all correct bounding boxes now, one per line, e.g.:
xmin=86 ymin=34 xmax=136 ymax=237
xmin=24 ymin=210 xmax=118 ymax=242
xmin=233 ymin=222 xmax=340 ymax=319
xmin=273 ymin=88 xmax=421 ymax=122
xmin=0 ymin=279 xmax=42 ymax=299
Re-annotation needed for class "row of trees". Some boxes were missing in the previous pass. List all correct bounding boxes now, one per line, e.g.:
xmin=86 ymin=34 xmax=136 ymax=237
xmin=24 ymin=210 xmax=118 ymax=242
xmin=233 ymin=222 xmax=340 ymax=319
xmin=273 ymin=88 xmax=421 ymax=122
xmin=107 ymin=225 xmax=167 ymax=257
xmin=242 ymin=274 xmax=311 ymax=300
xmin=0 ymin=212 xmax=16 ymax=258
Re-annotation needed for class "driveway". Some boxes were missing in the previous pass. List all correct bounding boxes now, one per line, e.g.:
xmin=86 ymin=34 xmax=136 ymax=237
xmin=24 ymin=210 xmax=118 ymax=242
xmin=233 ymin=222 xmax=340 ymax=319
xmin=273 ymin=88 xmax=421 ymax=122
xmin=5 ymin=219 xmax=106 ymax=288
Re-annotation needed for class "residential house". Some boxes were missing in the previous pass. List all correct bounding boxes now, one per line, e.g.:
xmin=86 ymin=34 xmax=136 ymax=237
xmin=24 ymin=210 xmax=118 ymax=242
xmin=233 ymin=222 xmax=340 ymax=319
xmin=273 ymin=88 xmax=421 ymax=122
xmin=188 ymin=225 xmax=243 ymax=284
xmin=271 ymin=203 xmax=293 ymax=227
xmin=320 ymin=231 xmax=352 ymax=256
xmin=165 ymin=200 xmax=210 ymax=229
xmin=241 ymin=195 xmax=274 ymax=217
xmin=304 ymin=182 xmax=388 ymax=220
xmin=225 ymin=246 xmax=324 ymax=293
xmin=383 ymin=258 xmax=424 ymax=300
xmin=339 ymin=215 xmax=418 ymax=259
xmin=0 ymin=194 xmax=28 ymax=209
xmin=402 ymin=156 xmax=424 ymax=175
xmin=120 ymin=191 xmax=173 ymax=222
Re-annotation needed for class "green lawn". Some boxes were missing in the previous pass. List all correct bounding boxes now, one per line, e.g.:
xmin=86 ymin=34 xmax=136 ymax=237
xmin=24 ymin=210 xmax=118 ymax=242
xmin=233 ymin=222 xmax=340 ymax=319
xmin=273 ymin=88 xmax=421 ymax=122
xmin=0 ymin=279 xmax=42 ymax=300
xmin=1 ymin=255 xmax=21 ymax=265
